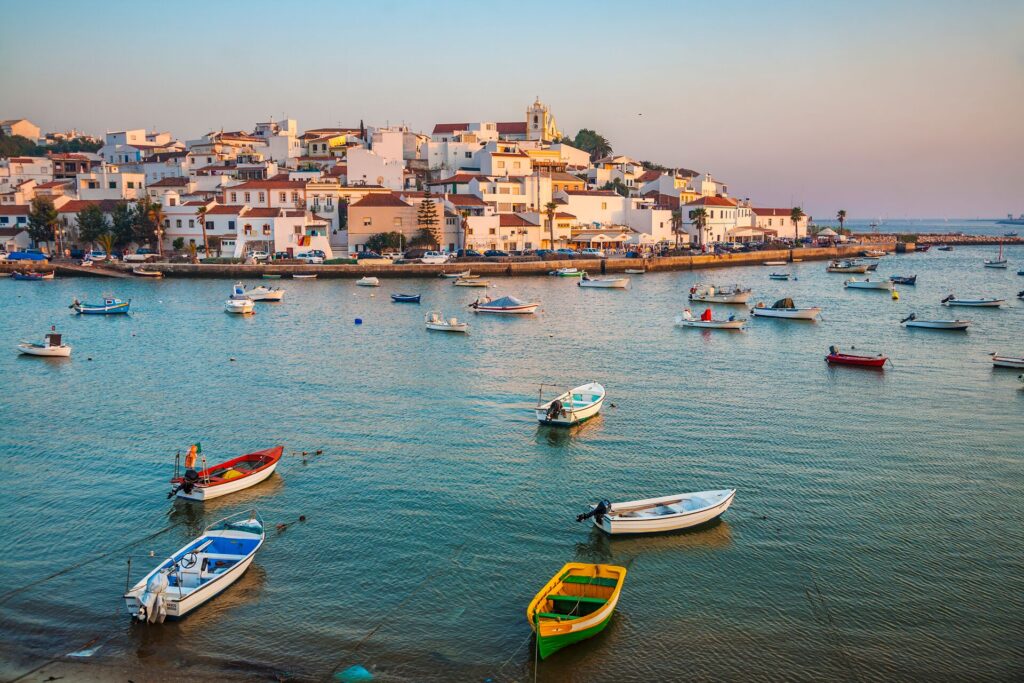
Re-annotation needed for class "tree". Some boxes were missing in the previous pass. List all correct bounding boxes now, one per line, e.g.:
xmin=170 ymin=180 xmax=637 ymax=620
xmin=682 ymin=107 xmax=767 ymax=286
xmin=207 ymin=235 xmax=223 ymax=257
xmin=364 ymin=231 xmax=405 ymax=252
xmin=416 ymin=187 xmax=439 ymax=248
xmin=671 ymin=209 xmax=683 ymax=248
xmin=836 ymin=209 xmax=847 ymax=234
xmin=790 ymin=207 xmax=806 ymax=240
xmin=544 ymin=201 xmax=559 ymax=250
xmin=599 ymin=178 xmax=629 ymax=198
xmin=132 ymin=198 xmax=157 ymax=248
xmin=172 ymin=237 xmax=185 ymax=251
xmin=459 ymin=210 xmax=471 ymax=250
xmin=27 ymin=197 xmax=59 ymax=250
xmin=572 ymin=129 xmax=613 ymax=161
xmin=111 ymin=201 xmax=135 ymax=248
xmin=688 ymin=208 xmax=709 ymax=247
xmin=0 ymin=133 xmax=37 ymax=158
xmin=76 ymin=204 xmax=110 ymax=245
xmin=96 ymin=233 xmax=115 ymax=260
xmin=408 ymin=229 xmax=435 ymax=248
xmin=196 ymin=204 xmax=209 ymax=258
xmin=147 ymin=201 xmax=167 ymax=256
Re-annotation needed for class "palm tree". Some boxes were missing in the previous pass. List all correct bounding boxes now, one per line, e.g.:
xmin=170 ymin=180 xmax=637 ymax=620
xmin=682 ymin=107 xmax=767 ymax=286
xmin=671 ymin=209 xmax=683 ymax=249
xmin=544 ymin=201 xmax=558 ymax=250
xmin=790 ymin=206 xmax=806 ymax=240
xmin=146 ymin=200 xmax=166 ymax=257
xmin=459 ymin=210 xmax=470 ymax=250
xmin=836 ymin=209 xmax=846 ymax=234
xmin=197 ymin=205 xmax=209 ymax=260
xmin=689 ymin=208 xmax=708 ymax=248
xmin=96 ymin=233 xmax=115 ymax=261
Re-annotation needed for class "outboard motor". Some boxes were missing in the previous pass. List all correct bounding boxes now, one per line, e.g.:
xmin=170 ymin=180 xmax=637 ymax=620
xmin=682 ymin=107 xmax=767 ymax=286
xmin=546 ymin=399 xmax=564 ymax=421
xmin=576 ymin=499 xmax=612 ymax=525
xmin=167 ymin=469 xmax=200 ymax=498
xmin=829 ymin=345 xmax=839 ymax=355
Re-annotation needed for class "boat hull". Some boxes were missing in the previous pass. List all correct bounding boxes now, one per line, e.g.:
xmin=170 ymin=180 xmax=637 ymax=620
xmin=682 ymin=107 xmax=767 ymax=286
xmin=536 ymin=383 xmax=605 ymax=426
xmin=992 ymin=356 xmax=1024 ymax=369
xmin=579 ymin=279 xmax=628 ymax=288
xmin=826 ymin=353 xmax=887 ymax=367
xmin=18 ymin=344 xmax=71 ymax=357
xmin=426 ymin=322 xmax=468 ymax=332
xmin=675 ymin=316 xmax=745 ymax=329
xmin=75 ymin=302 xmax=130 ymax=315
xmin=689 ymin=292 xmax=752 ymax=303
xmin=943 ymin=299 xmax=1004 ymax=307
xmin=124 ymin=551 xmax=257 ymax=620
xmin=527 ymin=563 xmax=626 ymax=660
xmin=472 ymin=304 xmax=538 ymax=314
xmin=751 ymin=307 xmax=821 ymax=320
xmin=844 ymin=280 xmax=893 ymax=290
xmin=597 ymin=490 xmax=736 ymax=535
xmin=225 ymin=300 xmax=255 ymax=314
xmin=176 ymin=461 xmax=279 ymax=501
xmin=904 ymin=320 xmax=969 ymax=330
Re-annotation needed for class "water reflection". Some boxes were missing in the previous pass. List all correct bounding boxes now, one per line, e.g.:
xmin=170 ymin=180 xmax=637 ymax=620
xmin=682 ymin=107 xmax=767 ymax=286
xmin=534 ymin=415 xmax=604 ymax=447
xmin=573 ymin=519 xmax=733 ymax=563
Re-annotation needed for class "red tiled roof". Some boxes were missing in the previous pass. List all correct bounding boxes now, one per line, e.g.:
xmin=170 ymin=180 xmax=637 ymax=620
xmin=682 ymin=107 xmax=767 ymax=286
xmin=490 ymin=151 xmax=529 ymax=158
xmin=636 ymin=170 xmax=662 ymax=183
xmin=58 ymin=199 xmax=121 ymax=213
xmin=206 ymin=204 xmax=244 ymax=215
xmin=564 ymin=190 xmax=619 ymax=197
xmin=685 ymin=196 xmax=737 ymax=207
xmin=7 ymin=157 xmax=41 ymax=163
xmin=149 ymin=177 xmax=190 ymax=187
xmin=496 ymin=122 xmax=527 ymax=135
xmin=243 ymin=207 xmax=289 ymax=218
xmin=555 ymin=212 xmax=575 ymax=218
xmin=37 ymin=180 xmax=74 ymax=189
xmin=47 ymin=153 xmax=91 ymax=161
xmin=499 ymin=214 xmax=539 ymax=227
xmin=0 ymin=227 xmax=28 ymax=236
xmin=428 ymin=173 xmax=485 ymax=185
xmin=752 ymin=208 xmax=796 ymax=216
xmin=445 ymin=194 xmax=486 ymax=206
xmin=432 ymin=123 xmax=470 ymax=135
xmin=148 ymin=151 xmax=188 ymax=162
xmin=351 ymin=193 xmax=410 ymax=208
xmin=183 ymin=200 xmax=209 ymax=206
xmin=0 ymin=204 xmax=30 ymax=215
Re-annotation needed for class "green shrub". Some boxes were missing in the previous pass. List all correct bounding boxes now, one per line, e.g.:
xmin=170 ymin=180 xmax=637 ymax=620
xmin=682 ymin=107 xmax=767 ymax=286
xmin=324 ymin=258 xmax=357 ymax=265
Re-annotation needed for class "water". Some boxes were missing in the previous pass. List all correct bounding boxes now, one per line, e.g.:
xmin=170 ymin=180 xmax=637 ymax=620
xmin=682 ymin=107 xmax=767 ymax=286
xmin=1 ymin=245 xmax=1022 ymax=682
xmin=831 ymin=218 xmax=1019 ymax=238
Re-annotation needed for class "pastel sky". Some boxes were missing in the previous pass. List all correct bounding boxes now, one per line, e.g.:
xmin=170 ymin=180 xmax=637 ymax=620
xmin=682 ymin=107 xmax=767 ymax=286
xmin=2 ymin=0 xmax=1022 ymax=218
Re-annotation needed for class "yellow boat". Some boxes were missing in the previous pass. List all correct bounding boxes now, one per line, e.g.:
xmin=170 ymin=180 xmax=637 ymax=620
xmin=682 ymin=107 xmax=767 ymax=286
xmin=526 ymin=562 xmax=626 ymax=659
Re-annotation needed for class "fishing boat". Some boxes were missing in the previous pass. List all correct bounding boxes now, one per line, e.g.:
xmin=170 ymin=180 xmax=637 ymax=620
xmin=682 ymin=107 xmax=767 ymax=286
xmin=751 ymin=298 xmax=822 ymax=320
xmin=889 ymin=275 xmax=917 ymax=285
xmin=123 ymin=510 xmax=264 ymax=623
xmin=917 ymin=245 xmax=931 ymax=252
xmin=844 ymin=278 xmax=893 ymax=290
xmin=578 ymin=273 xmax=629 ymax=288
xmin=526 ymin=563 xmax=626 ymax=659
xmin=71 ymin=297 xmax=131 ymax=315
xmin=768 ymin=272 xmax=791 ymax=280
xmin=675 ymin=308 xmax=745 ymax=329
xmin=245 ymin=285 xmax=284 ymax=302
xmin=688 ymin=283 xmax=752 ymax=303
xmin=624 ymin=268 xmax=645 ymax=274
xmin=941 ymin=295 xmax=1004 ymax=307
xmin=225 ymin=283 xmax=255 ymax=314
xmin=983 ymin=242 xmax=1007 ymax=268
xmin=425 ymin=311 xmax=468 ymax=332
xmin=937 ymin=245 xmax=953 ymax=251
xmin=292 ymin=273 xmax=317 ymax=279
xmin=550 ymin=267 xmax=583 ymax=277
xmin=576 ymin=489 xmax=736 ymax=535
xmin=17 ymin=329 xmax=71 ymax=357
xmin=865 ymin=262 xmax=879 ymax=272
xmin=168 ymin=446 xmax=283 ymax=501
xmin=1006 ymin=231 xmax=1020 ymax=237
xmin=899 ymin=313 xmax=969 ymax=330
xmin=356 ymin=276 xmax=380 ymax=287
xmin=391 ymin=293 xmax=421 ymax=303
xmin=469 ymin=295 xmax=539 ymax=314
xmin=439 ymin=270 xmax=471 ymax=279
xmin=454 ymin=278 xmax=489 ymax=287
xmin=763 ymin=260 xmax=787 ymax=266
xmin=133 ymin=267 xmax=163 ymax=278
xmin=826 ymin=260 xmax=868 ymax=274
xmin=535 ymin=382 xmax=606 ymax=426
xmin=991 ymin=354 xmax=1024 ymax=369
xmin=10 ymin=270 xmax=54 ymax=280
xmin=862 ymin=249 xmax=887 ymax=258
xmin=825 ymin=346 xmax=888 ymax=368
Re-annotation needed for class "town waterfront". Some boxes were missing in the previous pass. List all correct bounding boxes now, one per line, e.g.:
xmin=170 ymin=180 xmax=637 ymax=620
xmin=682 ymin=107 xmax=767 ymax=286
xmin=1 ymin=245 xmax=1022 ymax=681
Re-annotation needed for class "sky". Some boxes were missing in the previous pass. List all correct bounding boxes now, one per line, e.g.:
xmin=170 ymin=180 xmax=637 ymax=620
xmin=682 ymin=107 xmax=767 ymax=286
xmin=2 ymin=0 xmax=1022 ymax=218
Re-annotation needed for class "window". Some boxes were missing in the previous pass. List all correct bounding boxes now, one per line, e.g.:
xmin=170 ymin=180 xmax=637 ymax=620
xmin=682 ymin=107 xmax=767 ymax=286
xmin=169 ymin=197 xmax=177 ymax=206
xmin=231 ymin=192 xmax=237 ymax=202
xmin=292 ymin=192 xmax=299 ymax=202
xmin=363 ymin=217 xmax=372 ymax=227
xmin=465 ymin=151 xmax=472 ymax=159
xmin=513 ymin=162 xmax=521 ymax=169
xmin=262 ymin=224 xmax=271 ymax=235
xmin=164 ymin=219 xmax=170 ymax=228
xmin=228 ymin=220 xmax=235 ymax=230
xmin=87 ymin=181 xmax=97 ymax=189
xmin=109 ymin=181 xmax=116 ymax=189
xmin=601 ymin=202 xmax=607 ymax=210
xmin=244 ymin=192 xmax=251 ymax=202
xmin=393 ymin=217 xmax=402 ymax=227
xmin=206 ymin=221 xmax=214 ymax=230
xmin=0 ymin=217 xmax=7 ymax=224
xmin=497 ymin=161 xmax=505 ymax=169
xmin=176 ymin=219 xmax=182 ymax=228
xmin=294 ymin=226 xmax=302 ymax=234
xmin=127 ymin=181 xmax=136 ymax=189
xmin=188 ymin=219 xmax=194 ymax=228
xmin=258 ymin=192 xmax=265 ymax=203
xmin=244 ymin=224 xmax=252 ymax=235
xmin=467 ymin=228 xmax=474 ymax=235
xmin=489 ymin=228 xmax=496 ymax=235
xmin=17 ymin=216 xmax=26 ymax=224
xmin=280 ymin=192 xmax=286 ymax=202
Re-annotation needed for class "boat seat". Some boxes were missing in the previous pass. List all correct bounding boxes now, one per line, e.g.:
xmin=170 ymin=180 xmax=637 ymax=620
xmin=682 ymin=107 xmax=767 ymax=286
xmin=562 ymin=576 xmax=618 ymax=588
xmin=536 ymin=612 xmax=577 ymax=621
xmin=548 ymin=594 xmax=608 ymax=605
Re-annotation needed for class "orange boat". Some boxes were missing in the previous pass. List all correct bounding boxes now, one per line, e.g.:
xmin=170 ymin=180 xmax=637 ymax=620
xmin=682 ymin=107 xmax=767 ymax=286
xmin=169 ymin=446 xmax=283 ymax=501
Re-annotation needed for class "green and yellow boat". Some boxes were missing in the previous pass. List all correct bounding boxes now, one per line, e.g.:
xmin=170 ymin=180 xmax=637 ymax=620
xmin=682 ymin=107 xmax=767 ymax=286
xmin=526 ymin=562 xmax=626 ymax=659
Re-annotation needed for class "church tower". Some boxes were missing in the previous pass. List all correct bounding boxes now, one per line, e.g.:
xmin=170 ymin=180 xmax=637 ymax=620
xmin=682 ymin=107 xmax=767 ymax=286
xmin=526 ymin=97 xmax=561 ymax=142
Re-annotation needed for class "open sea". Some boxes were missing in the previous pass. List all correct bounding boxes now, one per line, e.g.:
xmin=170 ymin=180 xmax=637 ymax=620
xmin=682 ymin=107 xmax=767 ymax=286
xmin=1 ymin=240 xmax=1022 ymax=681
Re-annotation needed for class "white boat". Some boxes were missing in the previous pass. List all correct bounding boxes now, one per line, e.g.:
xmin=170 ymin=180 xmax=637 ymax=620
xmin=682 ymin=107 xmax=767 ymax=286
xmin=826 ymin=260 xmax=869 ymax=273
xmin=624 ymin=268 xmax=645 ymax=274
xmin=17 ymin=330 xmax=71 ymax=357
xmin=579 ymin=489 xmax=736 ymax=535
xmin=751 ymin=298 xmax=822 ymax=320
xmin=941 ymin=295 xmax=1004 ymax=307
xmin=688 ymin=283 xmax=752 ymax=303
xmin=292 ymin=273 xmax=317 ymax=279
xmin=469 ymin=295 xmax=539 ymax=314
xmin=844 ymin=278 xmax=893 ymax=290
xmin=984 ymin=242 xmax=1007 ymax=268
xmin=225 ymin=282 xmax=255 ymax=314
xmin=356 ymin=276 xmax=380 ymax=287
xmin=454 ymin=278 xmax=490 ymax=287
xmin=246 ymin=285 xmax=284 ymax=302
xmin=578 ymin=273 xmax=629 ymax=288
xmin=675 ymin=308 xmax=745 ymax=329
xmin=123 ymin=511 xmax=264 ymax=623
xmin=550 ymin=267 xmax=582 ymax=277
xmin=132 ymin=267 xmax=163 ymax=278
xmin=991 ymin=354 xmax=1024 ymax=369
xmin=170 ymin=446 xmax=283 ymax=501
xmin=899 ymin=314 xmax=970 ymax=330
xmin=439 ymin=270 xmax=471 ymax=279
xmin=763 ymin=261 xmax=787 ymax=266
xmin=425 ymin=311 xmax=469 ymax=333
xmin=863 ymin=250 xmax=887 ymax=258
xmin=535 ymin=382 xmax=606 ymax=426
xmin=768 ymin=273 xmax=791 ymax=280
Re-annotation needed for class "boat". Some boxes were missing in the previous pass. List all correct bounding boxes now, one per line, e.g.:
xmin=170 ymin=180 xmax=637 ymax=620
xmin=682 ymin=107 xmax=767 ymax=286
xmin=763 ymin=261 xmax=787 ymax=266
xmin=550 ymin=267 xmax=583 ymax=277
xmin=865 ymin=262 xmax=879 ymax=272
xmin=917 ymin=245 xmax=931 ymax=252
xmin=937 ymin=245 xmax=953 ymax=251
xmin=576 ymin=489 xmax=736 ymax=535
xmin=941 ymin=295 xmax=1004 ymax=307
xmin=526 ymin=562 xmax=626 ymax=659
xmin=768 ymin=272 xmax=791 ymax=280
xmin=123 ymin=511 xmax=264 ymax=623
xmin=425 ymin=311 xmax=469 ymax=332
xmin=984 ymin=242 xmax=1007 ymax=268
xmin=899 ymin=313 xmax=970 ymax=330
xmin=71 ymin=297 xmax=131 ymax=315
xmin=675 ymin=308 xmax=745 ymax=329
xmin=439 ymin=270 xmax=471 ymax=279
xmin=889 ymin=275 xmax=917 ymax=285
xmin=825 ymin=346 xmax=888 ymax=368
xmin=826 ymin=260 xmax=868 ymax=274
xmin=862 ymin=249 xmax=887 ymax=258
xmin=624 ymin=268 xmax=645 ymax=274
xmin=10 ymin=270 xmax=54 ymax=280
xmin=535 ymin=382 xmax=606 ymax=426
xmin=292 ymin=273 xmax=317 ymax=279
xmin=991 ymin=354 xmax=1024 ymax=369
xmin=469 ymin=295 xmax=539 ymax=314
xmin=454 ymin=278 xmax=490 ymax=287
xmin=17 ymin=329 xmax=71 ymax=357
xmin=391 ymin=293 xmax=421 ymax=303
xmin=133 ymin=267 xmax=163 ymax=278
xmin=261 ymin=274 xmax=283 ymax=279
xmin=844 ymin=278 xmax=893 ymax=290
xmin=751 ymin=298 xmax=822 ymax=320
xmin=225 ymin=283 xmax=255 ymax=314
xmin=356 ymin=276 xmax=380 ymax=287
xmin=688 ymin=284 xmax=752 ymax=303
xmin=1005 ymin=231 xmax=1020 ymax=237
xmin=578 ymin=273 xmax=629 ymax=288
xmin=245 ymin=285 xmax=284 ymax=302
xmin=168 ymin=446 xmax=283 ymax=501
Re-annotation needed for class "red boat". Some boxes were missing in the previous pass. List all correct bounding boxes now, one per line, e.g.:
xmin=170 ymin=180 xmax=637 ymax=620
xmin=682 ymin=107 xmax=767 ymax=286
xmin=169 ymin=446 xmax=284 ymax=501
xmin=825 ymin=346 xmax=888 ymax=368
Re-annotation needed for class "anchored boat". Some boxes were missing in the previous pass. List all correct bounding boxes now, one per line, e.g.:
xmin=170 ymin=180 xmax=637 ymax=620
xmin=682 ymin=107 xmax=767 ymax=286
xmin=535 ymin=382 xmax=606 ymax=426
xmin=439 ymin=270 xmax=471 ymax=279
xmin=391 ymin=293 xmax=421 ymax=303
xmin=578 ymin=273 xmax=628 ymax=288
xmin=425 ymin=311 xmax=468 ymax=332
xmin=132 ymin=267 xmax=163 ymax=278
xmin=17 ymin=328 xmax=71 ymax=357
xmin=550 ymin=267 xmax=583 ymax=277
xmin=526 ymin=563 xmax=626 ymax=659
xmin=454 ymin=277 xmax=489 ymax=287
xmin=675 ymin=308 xmax=745 ymax=329
xmin=825 ymin=345 xmax=888 ymax=368
xmin=991 ymin=354 xmax=1024 ymax=369
xmin=941 ymin=295 xmax=1004 ymax=307
xmin=751 ymin=298 xmax=821 ymax=320
xmin=168 ymin=446 xmax=283 ymax=501
xmin=292 ymin=273 xmax=317 ymax=279
xmin=577 ymin=489 xmax=736 ymax=535
xmin=826 ymin=260 xmax=868 ymax=274
xmin=688 ymin=283 xmax=752 ymax=303
xmin=356 ymin=276 xmax=380 ymax=287
xmin=768 ymin=272 xmax=791 ymax=280
xmin=246 ymin=285 xmax=284 ymax=302
xmin=889 ymin=275 xmax=917 ymax=285
xmin=844 ymin=278 xmax=893 ymax=291
xmin=984 ymin=242 xmax=1007 ymax=268
xmin=11 ymin=270 xmax=55 ymax=280
xmin=71 ymin=297 xmax=130 ymax=315
xmin=225 ymin=283 xmax=255 ymax=314
xmin=469 ymin=295 xmax=539 ymax=314
xmin=900 ymin=313 xmax=970 ymax=330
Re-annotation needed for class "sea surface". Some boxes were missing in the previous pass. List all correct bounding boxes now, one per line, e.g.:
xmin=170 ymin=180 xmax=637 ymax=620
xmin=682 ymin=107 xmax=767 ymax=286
xmin=1 ymin=244 xmax=1022 ymax=682
xmin=831 ymin=217 xmax=1020 ymax=238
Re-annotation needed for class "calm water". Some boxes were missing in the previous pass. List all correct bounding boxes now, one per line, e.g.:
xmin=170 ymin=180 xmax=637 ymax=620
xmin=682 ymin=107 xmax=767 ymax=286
xmin=1 ymin=244 xmax=1022 ymax=682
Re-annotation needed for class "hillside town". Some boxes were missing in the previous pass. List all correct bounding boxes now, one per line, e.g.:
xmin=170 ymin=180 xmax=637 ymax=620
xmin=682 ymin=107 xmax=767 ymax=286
xmin=0 ymin=101 xmax=812 ymax=260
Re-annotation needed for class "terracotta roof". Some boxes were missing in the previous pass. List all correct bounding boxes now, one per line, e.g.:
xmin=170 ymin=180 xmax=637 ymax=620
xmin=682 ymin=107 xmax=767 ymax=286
xmin=37 ymin=180 xmax=73 ymax=189
xmin=445 ymin=194 xmax=486 ymax=206
xmin=428 ymin=173 xmax=486 ymax=185
xmin=206 ymin=204 xmax=244 ymax=215
xmin=555 ymin=212 xmax=576 ymax=218
xmin=636 ymin=170 xmax=662 ymax=183
xmin=496 ymin=122 xmax=527 ymax=135
xmin=489 ymin=151 xmax=529 ymax=158
xmin=58 ymin=199 xmax=121 ymax=213
xmin=243 ymin=207 xmax=288 ymax=218
xmin=564 ymin=190 xmax=619 ymax=197
xmin=148 ymin=151 xmax=188 ymax=162
xmin=351 ymin=193 xmax=410 ymax=208
xmin=47 ymin=153 xmax=91 ymax=161
xmin=432 ymin=123 xmax=470 ymax=135
xmin=685 ymin=196 xmax=737 ymax=207
xmin=0 ymin=227 xmax=28 ymax=236
xmin=753 ymin=208 xmax=797 ymax=216
xmin=499 ymin=214 xmax=539 ymax=227
xmin=0 ymin=204 xmax=30 ymax=215
xmin=6 ymin=157 xmax=41 ymax=163
xmin=183 ymin=200 xmax=209 ymax=206
xmin=550 ymin=172 xmax=584 ymax=182
xmin=149 ymin=177 xmax=190 ymax=187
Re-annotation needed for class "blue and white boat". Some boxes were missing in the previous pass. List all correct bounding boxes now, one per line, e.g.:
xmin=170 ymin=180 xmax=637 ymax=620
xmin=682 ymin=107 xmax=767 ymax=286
xmin=71 ymin=297 xmax=131 ymax=315
xmin=124 ymin=511 xmax=264 ymax=623
xmin=391 ymin=293 xmax=421 ymax=303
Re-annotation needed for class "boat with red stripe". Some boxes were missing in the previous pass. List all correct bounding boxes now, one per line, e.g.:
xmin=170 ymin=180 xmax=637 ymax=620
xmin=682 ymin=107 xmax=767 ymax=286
xmin=825 ymin=346 xmax=889 ymax=368
xmin=169 ymin=445 xmax=283 ymax=501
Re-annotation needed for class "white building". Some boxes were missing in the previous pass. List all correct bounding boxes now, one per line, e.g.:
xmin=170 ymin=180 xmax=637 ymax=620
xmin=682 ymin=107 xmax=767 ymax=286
xmin=0 ymin=156 xmax=53 ymax=192
xmin=253 ymin=118 xmax=301 ymax=165
xmin=753 ymin=208 xmax=808 ymax=240
xmin=555 ymin=189 xmax=671 ymax=239
xmin=347 ymin=128 xmax=407 ymax=190
xmin=76 ymin=166 xmax=145 ymax=201
xmin=99 ymin=129 xmax=181 ymax=164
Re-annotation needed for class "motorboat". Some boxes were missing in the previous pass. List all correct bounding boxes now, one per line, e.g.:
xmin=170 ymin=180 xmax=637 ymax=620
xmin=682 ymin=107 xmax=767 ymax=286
xmin=624 ymin=268 xmax=645 ymax=274
xmin=425 ymin=311 xmax=469 ymax=332
xmin=751 ymin=298 xmax=821 ymax=320
xmin=862 ymin=249 xmax=887 ymax=258
xmin=937 ymin=245 xmax=953 ymax=251
xmin=132 ymin=267 xmax=163 ymax=278
xmin=826 ymin=260 xmax=868 ymax=273
xmin=889 ymin=275 xmax=917 ymax=285
xmin=899 ymin=313 xmax=969 ymax=330
xmin=454 ymin=278 xmax=490 ymax=287
xmin=844 ymin=278 xmax=893 ymax=290
xmin=941 ymin=295 xmax=1004 ymax=307
xmin=688 ymin=283 xmax=752 ymax=303
xmin=535 ymin=382 xmax=606 ymax=426
xmin=550 ymin=267 xmax=583 ymax=277
xmin=71 ymin=297 xmax=130 ymax=315
xmin=169 ymin=446 xmax=284 ymax=501
xmin=984 ymin=242 xmax=1007 ymax=268
xmin=225 ymin=283 xmax=255 ymax=314
xmin=469 ymin=295 xmax=539 ymax=314
xmin=578 ymin=273 xmax=629 ymax=288
xmin=123 ymin=511 xmax=264 ymax=623
xmin=825 ymin=345 xmax=888 ymax=368
xmin=675 ymin=308 xmax=745 ymax=329
xmin=577 ymin=489 xmax=736 ymax=535
xmin=356 ymin=276 xmax=380 ymax=287
xmin=991 ymin=354 xmax=1024 ymax=369
xmin=17 ymin=329 xmax=71 ymax=357
xmin=865 ymin=262 xmax=879 ymax=272
xmin=768 ymin=272 xmax=791 ymax=280
xmin=527 ymin=563 xmax=626 ymax=660
xmin=245 ymin=285 xmax=284 ymax=302
xmin=917 ymin=245 xmax=931 ymax=252
xmin=763 ymin=261 xmax=787 ymax=266
xmin=391 ymin=293 xmax=421 ymax=303
xmin=292 ymin=273 xmax=317 ymax=279
xmin=439 ymin=270 xmax=471 ymax=279
xmin=261 ymin=274 xmax=283 ymax=279
xmin=10 ymin=270 xmax=55 ymax=280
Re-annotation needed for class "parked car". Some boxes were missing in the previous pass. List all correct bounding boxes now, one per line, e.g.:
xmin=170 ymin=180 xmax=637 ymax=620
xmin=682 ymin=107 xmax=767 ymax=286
xmin=7 ymin=249 xmax=49 ymax=261
xmin=420 ymin=250 xmax=449 ymax=264
xmin=483 ymin=249 xmax=509 ymax=257
xmin=454 ymin=249 xmax=483 ymax=258
xmin=123 ymin=248 xmax=158 ymax=263
xmin=356 ymin=251 xmax=386 ymax=259
xmin=555 ymin=248 xmax=579 ymax=256
xmin=247 ymin=250 xmax=270 ymax=262
xmin=580 ymin=248 xmax=606 ymax=258
xmin=295 ymin=252 xmax=324 ymax=264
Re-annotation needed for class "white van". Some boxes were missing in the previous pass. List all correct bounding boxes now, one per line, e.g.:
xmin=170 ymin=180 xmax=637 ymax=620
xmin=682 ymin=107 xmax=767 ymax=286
xmin=420 ymin=251 xmax=449 ymax=264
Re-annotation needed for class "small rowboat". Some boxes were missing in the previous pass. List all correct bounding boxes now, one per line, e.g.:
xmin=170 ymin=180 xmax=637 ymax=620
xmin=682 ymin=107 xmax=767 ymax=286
xmin=262 ymin=274 xmax=283 ymax=279
xmin=578 ymin=274 xmax=628 ymax=288
xmin=356 ymin=276 xmax=380 ymax=287
xmin=865 ymin=262 xmax=879 ymax=272
xmin=577 ymin=489 xmax=736 ymax=535
xmin=425 ymin=311 xmax=468 ymax=332
xmin=391 ymin=293 xmax=421 ymax=303
xmin=17 ymin=330 xmax=71 ymax=357
xmin=550 ymin=267 xmax=583 ymax=277
xmin=535 ymin=382 xmax=605 ymax=426
xmin=527 ymin=563 xmax=626 ymax=659
xmin=675 ymin=308 xmax=745 ymax=329
xmin=688 ymin=284 xmax=752 ymax=303
xmin=889 ymin=275 xmax=917 ymax=285
xmin=72 ymin=297 xmax=130 ymax=315
xmin=984 ymin=243 xmax=1007 ymax=268
xmin=937 ymin=245 xmax=953 ymax=251
xmin=991 ymin=354 xmax=1024 ymax=369
xmin=469 ymin=295 xmax=539 ymax=314
xmin=454 ymin=278 xmax=489 ymax=287
xmin=763 ymin=261 xmax=787 ymax=266
xmin=439 ymin=270 xmax=471 ymax=279
xmin=751 ymin=298 xmax=821 ymax=320
xmin=863 ymin=249 xmax=887 ymax=258
xmin=900 ymin=314 xmax=969 ymax=330
xmin=826 ymin=260 xmax=868 ymax=274
xmin=124 ymin=511 xmax=264 ymax=623
xmin=768 ymin=272 xmax=791 ymax=280
xmin=246 ymin=285 xmax=284 ymax=302
xmin=169 ymin=446 xmax=283 ymax=501
xmin=133 ymin=267 xmax=163 ymax=278
xmin=292 ymin=273 xmax=317 ymax=279
xmin=11 ymin=270 xmax=55 ymax=280
xmin=941 ymin=295 xmax=1004 ymax=307
xmin=825 ymin=346 xmax=888 ymax=368
xmin=844 ymin=278 xmax=893 ymax=290
xmin=917 ymin=245 xmax=931 ymax=252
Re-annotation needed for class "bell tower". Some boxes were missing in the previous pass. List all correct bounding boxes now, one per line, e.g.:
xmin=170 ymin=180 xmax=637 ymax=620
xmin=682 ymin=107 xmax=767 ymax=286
xmin=526 ymin=97 xmax=560 ymax=142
